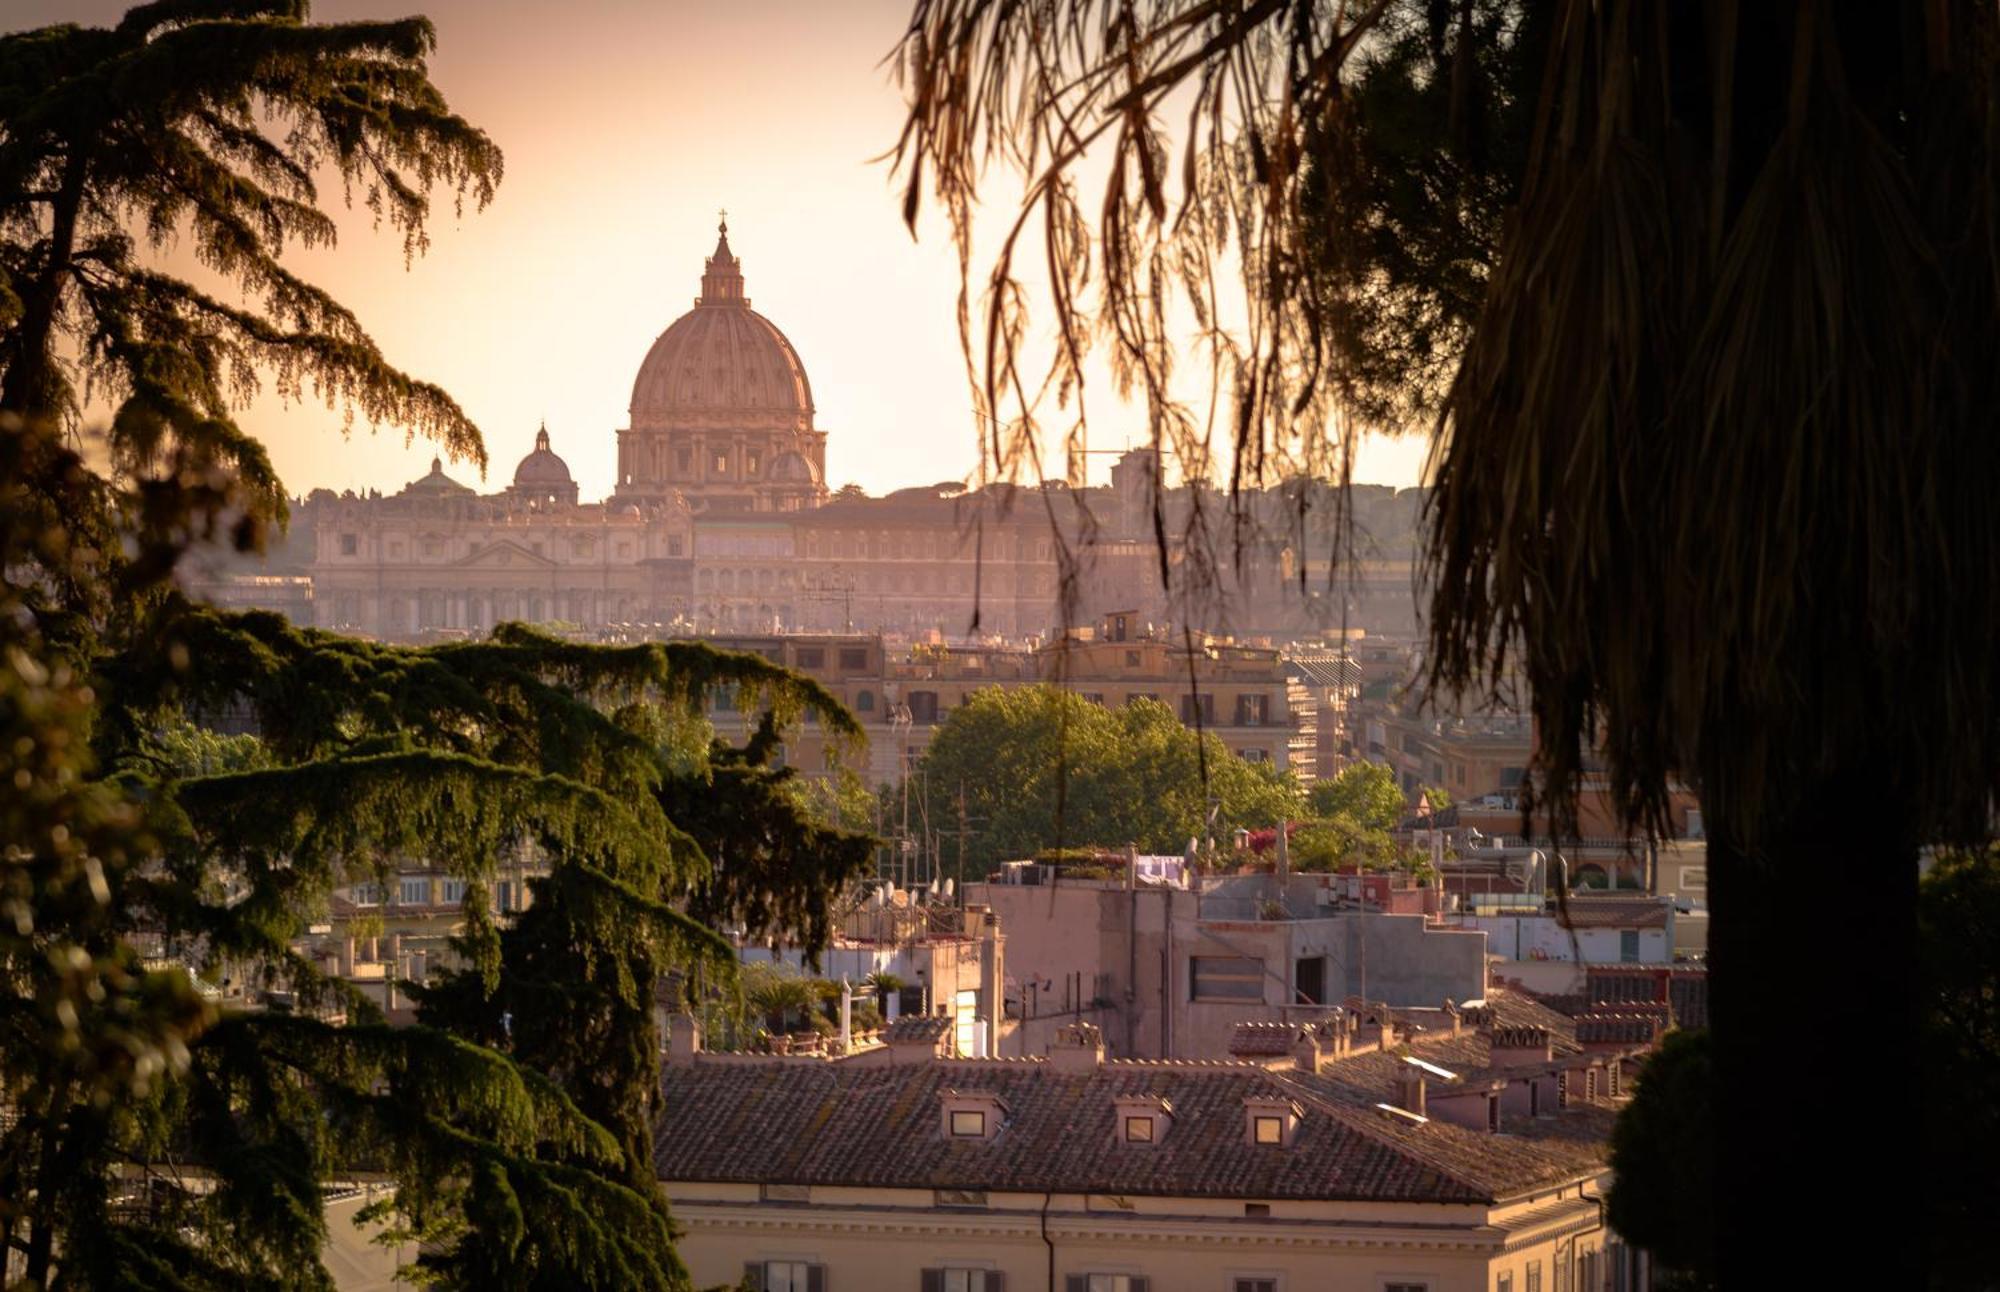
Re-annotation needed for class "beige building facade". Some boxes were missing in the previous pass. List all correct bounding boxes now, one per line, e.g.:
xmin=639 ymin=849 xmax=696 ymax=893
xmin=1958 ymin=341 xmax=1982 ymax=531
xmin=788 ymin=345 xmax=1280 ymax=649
xmin=656 ymin=1021 xmax=1646 ymax=1292
xmin=233 ymin=225 xmax=1433 ymax=647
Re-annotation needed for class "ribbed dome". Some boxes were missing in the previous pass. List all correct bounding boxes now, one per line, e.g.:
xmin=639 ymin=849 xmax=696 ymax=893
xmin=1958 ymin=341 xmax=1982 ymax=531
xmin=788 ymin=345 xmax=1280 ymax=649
xmin=512 ymin=424 xmax=573 ymax=488
xmin=628 ymin=222 xmax=814 ymax=430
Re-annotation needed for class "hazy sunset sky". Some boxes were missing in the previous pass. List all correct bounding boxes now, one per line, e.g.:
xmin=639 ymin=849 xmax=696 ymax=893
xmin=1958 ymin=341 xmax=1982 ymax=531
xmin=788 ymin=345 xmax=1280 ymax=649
xmin=18 ymin=0 xmax=1430 ymax=501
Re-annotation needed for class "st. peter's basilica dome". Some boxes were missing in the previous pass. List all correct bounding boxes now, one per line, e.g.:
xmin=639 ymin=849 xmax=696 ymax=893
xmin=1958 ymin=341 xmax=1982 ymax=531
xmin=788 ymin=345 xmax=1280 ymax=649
xmin=614 ymin=220 xmax=828 ymax=511
xmin=626 ymin=222 xmax=814 ymax=432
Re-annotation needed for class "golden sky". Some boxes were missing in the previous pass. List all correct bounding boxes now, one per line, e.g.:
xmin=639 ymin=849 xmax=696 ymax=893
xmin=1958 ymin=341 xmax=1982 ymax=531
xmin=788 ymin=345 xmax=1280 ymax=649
xmin=19 ymin=0 xmax=1430 ymax=500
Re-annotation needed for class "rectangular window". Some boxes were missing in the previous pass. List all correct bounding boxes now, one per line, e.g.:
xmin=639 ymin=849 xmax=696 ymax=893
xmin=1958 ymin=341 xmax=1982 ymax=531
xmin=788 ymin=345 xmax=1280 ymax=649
xmin=1125 ymin=650 xmax=1142 ymax=667
xmin=794 ymin=647 xmax=825 ymax=669
xmin=1498 ymin=1276 xmax=1513 ymax=1292
xmin=1180 ymin=693 xmax=1215 ymax=726
xmin=939 ymin=1272 xmax=991 ymax=1292
xmin=1071 ymin=1277 xmax=1142 ymax=1292
xmin=440 ymin=878 xmax=467 ymax=905
xmin=714 ymin=453 xmax=729 ymax=473
xmin=758 ymin=1262 xmax=820 ymax=1292
xmin=839 ymin=647 xmax=869 ymax=671
xmin=1234 ymin=1281 xmax=1277 ymax=1292
xmin=1620 ymin=930 xmax=1641 ymax=962
xmin=1252 ymin=1115 xmax=1283 ymax=1145
xmin=339 ymin=533 xmax=358 ymax=556
xmin=1384 ymin=1284 xmax=1429 ymax=1292
xmin=398 ymin=877 xmax=429 ymax=906
xmin=1235 ymin=694 xmax=1270 ymax=726
xmin=1190 ymin=956 xmax=1264 ymax=1002
xmin=1122 ymin=1115 xmax=1153 ymax=1143
xmin=949 ymin=1109 xmax=986 ymax=1137
xmin=350 ymin=883 xmax=382 ymax=906
xmin=1526 ymin=1261 xmax=1542 ymax=1292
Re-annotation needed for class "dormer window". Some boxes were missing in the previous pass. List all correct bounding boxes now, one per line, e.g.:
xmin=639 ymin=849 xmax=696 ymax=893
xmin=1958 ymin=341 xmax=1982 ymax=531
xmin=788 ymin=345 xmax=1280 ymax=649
xmin=940 ymin=1090 xmax=1007 ymax=1142
xmin=1113 ymin=1094 xmax=1173 ymax=1146
xmin=1243 ymin=1096 xmax=1302 ymax=1147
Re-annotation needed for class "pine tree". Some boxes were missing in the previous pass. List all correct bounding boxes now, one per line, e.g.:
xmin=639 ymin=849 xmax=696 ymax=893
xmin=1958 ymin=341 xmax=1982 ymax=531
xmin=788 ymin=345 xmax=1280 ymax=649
xmin=79 ymin=609 xmax=870 ymax=1288
xmin=2 ymin=5 xmax=877 ymax=1287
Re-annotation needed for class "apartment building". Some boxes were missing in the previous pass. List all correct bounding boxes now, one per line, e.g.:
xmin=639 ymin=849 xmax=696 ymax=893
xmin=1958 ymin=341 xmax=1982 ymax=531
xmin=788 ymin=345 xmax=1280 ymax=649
xmin=696 ymin=612 xmax=1296 ymax=784
xmin=965 ymin=868 xmax=1486 ymax=1061
xmin=655 ymin=1018 xmax=1647 ymax=1292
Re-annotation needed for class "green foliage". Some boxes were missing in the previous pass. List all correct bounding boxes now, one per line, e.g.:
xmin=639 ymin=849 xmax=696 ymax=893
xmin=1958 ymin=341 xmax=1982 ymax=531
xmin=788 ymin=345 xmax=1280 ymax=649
xmin=0 ymin=0 xmax=503 ymax=649
xmin=3 ymin=3 xmax=516 ymax=1286
xmin=1299 ymin=0 xmax=1547 ymax=426
xmin=739 ymin=961 xmax=819 ymax=1036
xmin=1607 ymin=1030 xmax=1714 ymax=1278
xmin=912 ymin=687 xmax=1301 ymax=877
xmin=1288 ymin=817 xmax=1396 ymax=873
xmin=1305 ymin=761 xmax=1408 ymax=833
xmin=1919 ymin=847 xmax=2000 ymax=1283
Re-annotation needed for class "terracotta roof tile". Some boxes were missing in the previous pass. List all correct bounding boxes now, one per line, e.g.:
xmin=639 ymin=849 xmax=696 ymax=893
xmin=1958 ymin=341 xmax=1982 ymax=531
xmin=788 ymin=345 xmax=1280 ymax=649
xmin=654 ymin=1051 xmax=1605 ymax=1204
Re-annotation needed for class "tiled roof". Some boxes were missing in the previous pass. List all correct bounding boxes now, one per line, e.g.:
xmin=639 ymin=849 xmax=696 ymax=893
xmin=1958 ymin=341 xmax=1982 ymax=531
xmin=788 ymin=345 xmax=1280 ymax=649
xmin=882 ymin=1015 xmax=952 ymax=1044
xmin=655 ymin=1052 xmax=1607 ymax=1205
xmin=1477 ymin=988 xmax=1585 ymax=1052
xmin=1574 ymin=1014 xmax=1663 ymax=1046
xmin=1227 ymin=1022 xmax=1300 ymax=1057
xmin=1554 ymin=896 xmax=1672 ymax=929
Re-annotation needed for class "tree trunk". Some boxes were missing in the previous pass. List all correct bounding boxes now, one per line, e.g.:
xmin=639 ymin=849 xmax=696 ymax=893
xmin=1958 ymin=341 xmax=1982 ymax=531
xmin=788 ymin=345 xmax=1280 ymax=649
xmin=0 ymin=147 xmax=90 ymax=419
xmin=1707 ymin=769 xmax=1919 ymax=1284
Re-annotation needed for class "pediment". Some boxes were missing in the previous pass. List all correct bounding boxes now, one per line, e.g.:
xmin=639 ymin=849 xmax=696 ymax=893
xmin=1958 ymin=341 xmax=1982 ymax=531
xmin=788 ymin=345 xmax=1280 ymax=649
xmin=454 ymin=540 xmax=555 ymax=569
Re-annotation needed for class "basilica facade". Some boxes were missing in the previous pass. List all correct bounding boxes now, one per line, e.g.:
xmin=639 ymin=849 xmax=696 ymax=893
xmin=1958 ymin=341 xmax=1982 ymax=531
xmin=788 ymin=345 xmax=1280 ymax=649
xmin=292 ymin=224 xmax=1421 ymax=645
xmin=306 ymin=224 xmax=1065 ymax=640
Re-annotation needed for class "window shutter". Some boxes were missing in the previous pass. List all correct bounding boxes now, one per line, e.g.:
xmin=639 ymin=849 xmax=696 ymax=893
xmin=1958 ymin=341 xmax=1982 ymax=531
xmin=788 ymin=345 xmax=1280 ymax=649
xmin=986 ymin=1274 xmax=1005 ymax=1292
xmin=807 ymin=1266 xmax=826 ymax=1292
xmin=742 ymin=1264 xmax=765 ymax=1292
xmin=1130 ymin=1279 xmax=1150 ymax=1292
xmin=922 ymin=1272 xmax=943 ymax=1292
xmin=1065 ymin=1278 xmax=1089 ymax=1292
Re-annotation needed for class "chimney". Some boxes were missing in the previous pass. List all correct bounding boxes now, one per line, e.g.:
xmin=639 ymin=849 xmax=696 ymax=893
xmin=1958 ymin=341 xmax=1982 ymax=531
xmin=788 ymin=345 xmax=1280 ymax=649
xmin=1318 ymin=1009 xmax=1355 ymax=1059
xmin=1048 ymin=1021 xmax=1105 ymax=1073
xmin=977 ymin=907 xmax=1003 ymax=1060
xmin=885 ymin=1015 xmax=952 ymax=1065
xmin=666 ymin=1012 xmax=702 ymax=1068
xmin=1395 ymin=1066 xmax=1427 ymax=1117
xmin=1292 ymin=1028 xmax=1323 ymax=1074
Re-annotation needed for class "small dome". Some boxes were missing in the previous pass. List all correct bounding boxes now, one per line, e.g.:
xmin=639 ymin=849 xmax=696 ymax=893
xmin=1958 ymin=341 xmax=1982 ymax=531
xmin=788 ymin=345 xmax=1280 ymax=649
xmin=402 ymin=455 xmax=474 ymax=497
xmin=768 ymin=450 xmax=820 ymax=485
xmin=512 ymin=424 xmax=574 ymax=489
